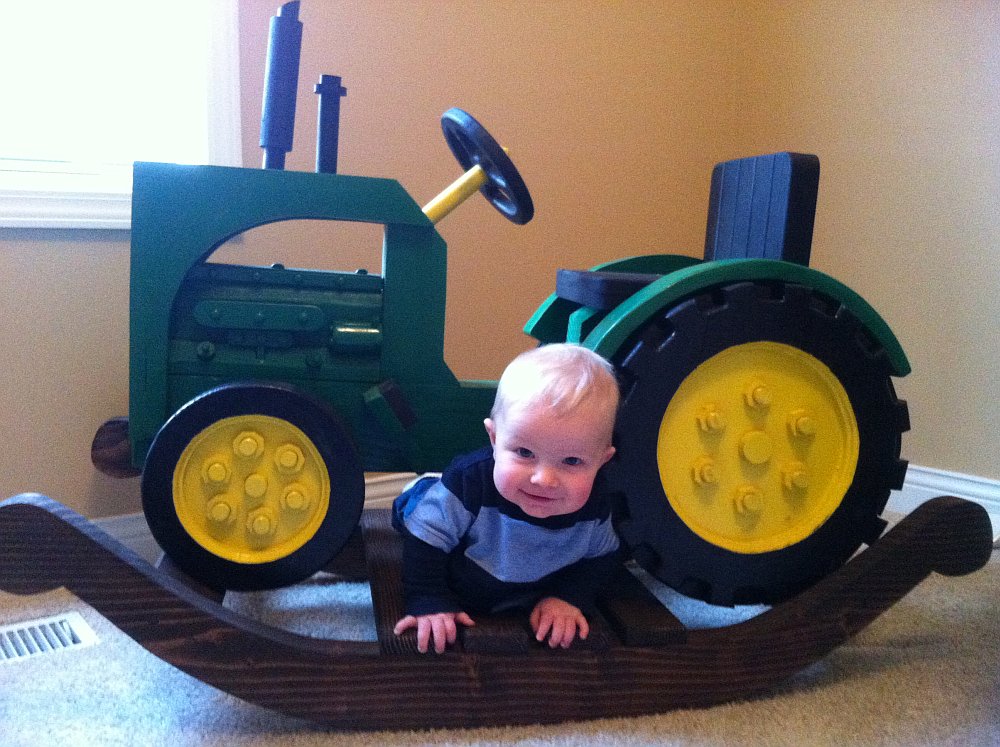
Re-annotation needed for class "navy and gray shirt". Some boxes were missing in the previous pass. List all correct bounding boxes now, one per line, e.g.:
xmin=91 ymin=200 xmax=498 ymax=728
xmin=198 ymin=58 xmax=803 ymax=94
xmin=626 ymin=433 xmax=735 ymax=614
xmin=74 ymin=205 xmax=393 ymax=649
xmin=392 ymin=446 xmax=621 ymax=617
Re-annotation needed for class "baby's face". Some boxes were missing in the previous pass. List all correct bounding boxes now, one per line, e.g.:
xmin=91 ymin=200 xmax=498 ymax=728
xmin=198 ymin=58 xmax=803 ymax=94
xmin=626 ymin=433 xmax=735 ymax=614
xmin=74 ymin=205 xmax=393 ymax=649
xmin=485 ymin=402 xmax=615 ymax=519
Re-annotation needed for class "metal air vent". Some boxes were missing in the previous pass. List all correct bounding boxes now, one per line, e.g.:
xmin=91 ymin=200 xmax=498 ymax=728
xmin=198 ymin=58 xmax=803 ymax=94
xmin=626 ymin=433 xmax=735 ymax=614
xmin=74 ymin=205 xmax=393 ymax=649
xmin=0 ymin=612 xmax=99 ymax=664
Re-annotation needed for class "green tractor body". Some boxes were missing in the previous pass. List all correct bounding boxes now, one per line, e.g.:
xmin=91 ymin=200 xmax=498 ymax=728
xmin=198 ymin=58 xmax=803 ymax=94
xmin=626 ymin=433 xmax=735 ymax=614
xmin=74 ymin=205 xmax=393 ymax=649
xmin=120 ymin=149 xmax=912 ymax=603
xmin=128 ymin=162 xmax=495 ymax=478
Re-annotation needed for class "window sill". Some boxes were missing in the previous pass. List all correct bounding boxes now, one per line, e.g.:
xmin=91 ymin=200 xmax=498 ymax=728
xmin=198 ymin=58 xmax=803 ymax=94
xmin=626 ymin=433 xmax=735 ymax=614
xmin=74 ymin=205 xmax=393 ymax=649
xmin=0 ymin=188 xmax=131 ymax=230
xmin=0 ymin=164 xmax=133 ymax=230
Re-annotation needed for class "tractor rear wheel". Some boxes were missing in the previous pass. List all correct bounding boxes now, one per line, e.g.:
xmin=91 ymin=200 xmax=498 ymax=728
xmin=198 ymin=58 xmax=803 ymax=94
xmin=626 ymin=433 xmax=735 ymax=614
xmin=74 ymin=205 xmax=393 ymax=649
xmin=141 ymin=383 xmax=364 ymax=591
xmin=606 ymin=280 xmax=909 ymax=605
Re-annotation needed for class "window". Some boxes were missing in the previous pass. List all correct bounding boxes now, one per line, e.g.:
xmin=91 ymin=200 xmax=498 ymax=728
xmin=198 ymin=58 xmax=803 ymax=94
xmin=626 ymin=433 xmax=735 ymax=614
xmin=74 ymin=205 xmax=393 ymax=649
xmin=0 ymin=0 xmax=241 ymax=229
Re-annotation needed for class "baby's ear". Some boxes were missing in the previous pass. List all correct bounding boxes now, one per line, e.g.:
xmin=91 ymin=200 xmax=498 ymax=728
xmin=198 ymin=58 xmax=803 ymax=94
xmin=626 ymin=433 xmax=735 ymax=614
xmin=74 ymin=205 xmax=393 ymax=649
xmin=601 ymin=445 xmax=616 ymax=465
xmin=484 ymin=418 xmax=497 ymax=446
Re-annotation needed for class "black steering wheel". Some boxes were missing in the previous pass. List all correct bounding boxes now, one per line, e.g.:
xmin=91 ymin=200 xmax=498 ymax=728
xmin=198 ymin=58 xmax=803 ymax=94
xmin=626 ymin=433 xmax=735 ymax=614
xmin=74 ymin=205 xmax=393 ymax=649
xmin=441 ymin=108 xmax=534 ymax=225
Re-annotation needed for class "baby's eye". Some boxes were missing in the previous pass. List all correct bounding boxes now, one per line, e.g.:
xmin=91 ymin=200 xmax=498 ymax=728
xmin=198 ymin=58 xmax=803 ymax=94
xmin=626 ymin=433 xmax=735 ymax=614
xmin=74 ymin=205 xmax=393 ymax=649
xmin=515 ymin=447 xmax=534 ymax=459
xmin=563 ymin=456 xmax=583 ymax=466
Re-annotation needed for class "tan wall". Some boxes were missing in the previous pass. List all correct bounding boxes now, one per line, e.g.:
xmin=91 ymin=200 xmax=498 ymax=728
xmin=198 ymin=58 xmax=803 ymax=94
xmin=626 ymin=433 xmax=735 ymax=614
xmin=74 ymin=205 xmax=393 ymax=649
xmin=0 ymin=1 xmax=995 ymax=518
xmin=0 ymin=230 xmax=139 ymax=515
xmin=729 ymin=1 xmax=1000 ymax=480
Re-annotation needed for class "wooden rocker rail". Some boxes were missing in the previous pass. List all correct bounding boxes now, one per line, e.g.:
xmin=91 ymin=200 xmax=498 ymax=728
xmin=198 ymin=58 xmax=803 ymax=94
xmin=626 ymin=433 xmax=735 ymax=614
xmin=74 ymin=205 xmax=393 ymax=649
xmin=0 ymin=493 xmax=992 ymax=731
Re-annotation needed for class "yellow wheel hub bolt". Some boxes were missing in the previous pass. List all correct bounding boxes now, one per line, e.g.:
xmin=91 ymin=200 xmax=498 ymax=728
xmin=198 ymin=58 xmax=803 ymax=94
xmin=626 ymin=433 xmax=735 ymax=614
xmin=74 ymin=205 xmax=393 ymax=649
xmin=744 ymin=381 xmax=772 ymax=410
xmin=244 ymin=473 xmax=268 ymax=499
xmin=783 ymin=462 xmax=810 ymax=490
xmin=234 ymin=431 xmax=264 ymax=459
xmin=282 ymin=486 xmax=309 ymax=511
xmin=247 ymin=509 xmax=276 ymax=537
xmin=691 ymin=456 xmax=718 ymax=486
xmin=734 ymin=485 xmax=764 ymax=515
xmin=207 ymin=497 xmax=234 ymax=524
xmin=275 ymin=444 xmax=305 ymax=473
xmin=739 ymin=430 xmax=774 ymax=465
xmin=205 ymin=461 xmax=229 ymax=484
xmin=788 ymin=409 xmax=817 ymax=438
xmin=696 ymin=405 xmax=727 ymax=433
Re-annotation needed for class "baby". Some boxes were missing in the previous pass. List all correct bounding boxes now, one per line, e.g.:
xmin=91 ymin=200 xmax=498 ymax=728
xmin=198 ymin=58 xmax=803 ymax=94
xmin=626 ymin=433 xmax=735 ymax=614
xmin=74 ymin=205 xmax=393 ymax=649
xmin=392 ymin=343 xmax=621 ymax=653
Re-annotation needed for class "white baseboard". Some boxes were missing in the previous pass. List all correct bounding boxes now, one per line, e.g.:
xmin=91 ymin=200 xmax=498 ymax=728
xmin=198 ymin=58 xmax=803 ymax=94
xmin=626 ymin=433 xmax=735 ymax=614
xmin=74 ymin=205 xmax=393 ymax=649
xmin=889 ymin=464 xmax=1000 ymax=540
xmin=363 ymin=472 xmax=417 ymax=509
xmin=364 ymin=466 xmax=1000 ymax=541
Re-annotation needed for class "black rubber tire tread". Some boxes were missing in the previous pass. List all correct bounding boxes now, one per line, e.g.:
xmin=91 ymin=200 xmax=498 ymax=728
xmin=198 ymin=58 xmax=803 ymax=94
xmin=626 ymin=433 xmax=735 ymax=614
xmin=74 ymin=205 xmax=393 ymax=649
xmin=141 ymin=382 xmax=365 ymax=591
xmin=606 ymin=281 xmax=909 ymax=606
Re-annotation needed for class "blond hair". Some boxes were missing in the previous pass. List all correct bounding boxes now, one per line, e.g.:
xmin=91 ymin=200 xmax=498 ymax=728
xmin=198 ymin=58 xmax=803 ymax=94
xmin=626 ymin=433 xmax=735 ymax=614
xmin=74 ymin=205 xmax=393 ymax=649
xmin=490 ymin=344 xmax=619 ymax=436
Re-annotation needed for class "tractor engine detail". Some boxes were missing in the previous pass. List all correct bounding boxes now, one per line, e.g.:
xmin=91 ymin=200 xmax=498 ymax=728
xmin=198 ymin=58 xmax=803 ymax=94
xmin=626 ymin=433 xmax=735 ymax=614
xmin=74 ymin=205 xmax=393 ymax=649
xmin=169 ymin=262 xmax=383 ymax=385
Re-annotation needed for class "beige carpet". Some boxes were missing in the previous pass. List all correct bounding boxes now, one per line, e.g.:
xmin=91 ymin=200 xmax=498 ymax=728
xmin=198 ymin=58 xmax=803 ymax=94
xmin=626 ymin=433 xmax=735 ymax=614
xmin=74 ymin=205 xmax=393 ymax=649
xmin=0 ymin=514 xmax=997 ymax=747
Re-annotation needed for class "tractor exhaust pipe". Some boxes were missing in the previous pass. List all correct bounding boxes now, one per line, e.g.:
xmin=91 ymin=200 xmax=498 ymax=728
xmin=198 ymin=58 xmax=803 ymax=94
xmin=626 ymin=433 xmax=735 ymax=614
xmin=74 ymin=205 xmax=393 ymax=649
xmin=260 ymin=1 xmax=302 ymax=169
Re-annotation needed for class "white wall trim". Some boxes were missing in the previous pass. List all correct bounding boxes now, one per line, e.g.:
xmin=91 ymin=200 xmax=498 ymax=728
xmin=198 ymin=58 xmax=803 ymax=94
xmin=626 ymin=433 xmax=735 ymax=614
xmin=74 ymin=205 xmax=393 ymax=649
xmin=0 ymin=187 xmax=132 ymax=230
xmin=889 ymin=464 xmax=1000 ymax=539
xmin=364 ymin=473 xmax=418 ymax=509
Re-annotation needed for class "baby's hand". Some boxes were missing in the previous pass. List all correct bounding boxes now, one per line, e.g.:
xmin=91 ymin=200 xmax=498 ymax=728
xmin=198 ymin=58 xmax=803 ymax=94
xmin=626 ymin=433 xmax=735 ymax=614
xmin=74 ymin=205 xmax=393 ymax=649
xmin=393 ymin=611 xmax=475 ymax=654
xmin=530 ymin=597 xmax=589 ymax=649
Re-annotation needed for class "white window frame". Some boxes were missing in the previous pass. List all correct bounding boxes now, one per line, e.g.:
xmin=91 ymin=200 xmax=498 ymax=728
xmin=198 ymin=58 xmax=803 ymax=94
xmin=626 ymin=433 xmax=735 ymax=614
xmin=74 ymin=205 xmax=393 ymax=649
xmin=0 ymin=1 xmax=242 ymax=231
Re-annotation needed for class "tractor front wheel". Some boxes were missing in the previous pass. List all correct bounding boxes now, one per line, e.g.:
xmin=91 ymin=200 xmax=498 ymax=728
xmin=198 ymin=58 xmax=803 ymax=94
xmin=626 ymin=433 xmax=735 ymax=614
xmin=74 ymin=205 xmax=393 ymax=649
xmin=141 ymin=383 xmax=364 ymax=591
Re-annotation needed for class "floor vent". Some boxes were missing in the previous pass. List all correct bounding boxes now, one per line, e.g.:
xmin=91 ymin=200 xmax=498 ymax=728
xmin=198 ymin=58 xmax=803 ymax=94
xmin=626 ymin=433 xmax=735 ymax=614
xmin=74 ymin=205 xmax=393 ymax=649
xmin=0 ymin=612 xmax=99 ymax=664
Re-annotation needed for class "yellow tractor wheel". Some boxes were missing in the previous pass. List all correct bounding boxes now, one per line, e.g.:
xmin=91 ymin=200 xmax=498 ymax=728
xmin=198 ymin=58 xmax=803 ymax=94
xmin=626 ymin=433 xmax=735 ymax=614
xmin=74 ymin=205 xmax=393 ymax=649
xmin=656 ymin=341 xmax=858 ymax=555
xmin=171 ymin=414 xmax=331 ymax=566
xmin=141 ymin=383 xmax=364 ymax=591
xmin=607 ymin=281 xmax=909 ymax=605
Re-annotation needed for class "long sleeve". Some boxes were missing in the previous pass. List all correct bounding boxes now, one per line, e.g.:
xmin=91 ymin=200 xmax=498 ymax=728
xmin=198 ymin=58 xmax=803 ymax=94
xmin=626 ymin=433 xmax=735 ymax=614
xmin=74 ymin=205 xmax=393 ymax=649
xmin=400 ymin=533 xmax=464 ymax=616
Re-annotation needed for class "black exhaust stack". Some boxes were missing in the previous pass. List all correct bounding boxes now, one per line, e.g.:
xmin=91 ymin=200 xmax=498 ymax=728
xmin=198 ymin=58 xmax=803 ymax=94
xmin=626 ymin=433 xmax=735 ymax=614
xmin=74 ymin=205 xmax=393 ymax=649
xmin=260 ymin=1 xmax=302 ymax=169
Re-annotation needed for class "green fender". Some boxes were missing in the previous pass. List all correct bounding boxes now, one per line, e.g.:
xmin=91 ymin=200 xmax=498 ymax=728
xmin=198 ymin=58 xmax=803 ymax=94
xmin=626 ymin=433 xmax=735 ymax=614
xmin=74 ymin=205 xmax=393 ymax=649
xmin=582 ymin=258 xmax=910 ymax=376
xmin=525 ymin=254 xmax=701 ymax=344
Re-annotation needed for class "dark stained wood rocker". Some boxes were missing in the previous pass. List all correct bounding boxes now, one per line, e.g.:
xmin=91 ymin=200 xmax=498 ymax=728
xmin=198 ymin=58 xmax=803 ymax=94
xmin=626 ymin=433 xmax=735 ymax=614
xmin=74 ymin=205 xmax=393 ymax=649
xmin=0 ymin=493 xmax=991 ymax=731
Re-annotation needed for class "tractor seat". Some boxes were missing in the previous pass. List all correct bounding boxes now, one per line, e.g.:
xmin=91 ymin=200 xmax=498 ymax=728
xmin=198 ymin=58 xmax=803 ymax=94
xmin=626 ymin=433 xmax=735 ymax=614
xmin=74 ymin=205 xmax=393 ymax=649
xmin=703 ymin=152 xmax=818 ymax=265
xmin=555 ymin=152 xmax=820 ymax=311
xmin=555 ymin=269 xmax=660 ymax=311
